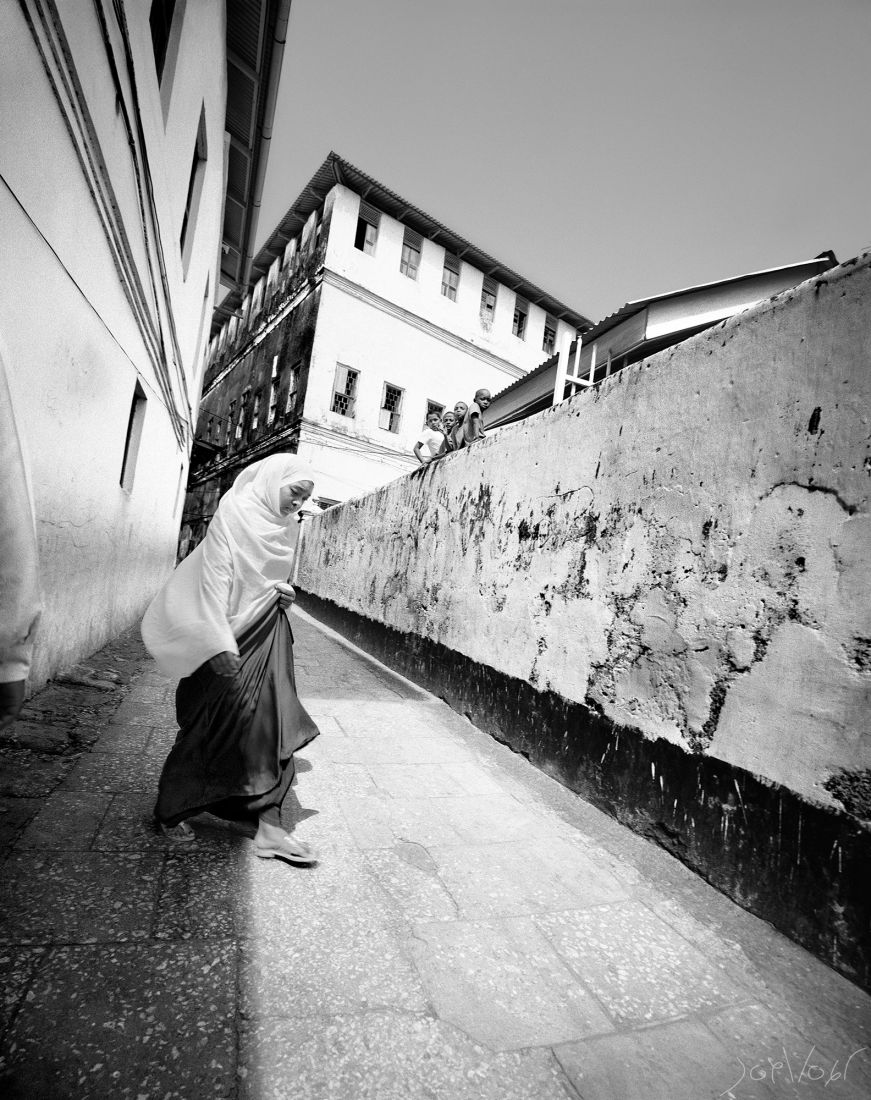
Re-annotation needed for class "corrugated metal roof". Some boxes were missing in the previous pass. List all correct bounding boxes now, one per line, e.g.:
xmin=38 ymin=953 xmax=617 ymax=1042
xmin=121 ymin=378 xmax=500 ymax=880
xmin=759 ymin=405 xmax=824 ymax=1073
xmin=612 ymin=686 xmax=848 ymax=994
xmin=581 ymin=253 xmax=838 ymax=347
xmin=212 ymin=152 xmax=594 ymax=335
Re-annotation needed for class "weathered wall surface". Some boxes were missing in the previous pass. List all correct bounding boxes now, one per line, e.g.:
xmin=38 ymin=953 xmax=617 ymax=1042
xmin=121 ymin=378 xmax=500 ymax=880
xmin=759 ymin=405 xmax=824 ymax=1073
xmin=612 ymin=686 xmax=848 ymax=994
xmin=300 ymin=255 xmax=870 ymax=808
xmin=297 ymin=254 xmax=871 ymax=982
xmin=0 ymin=2 xmax=226 ymax=688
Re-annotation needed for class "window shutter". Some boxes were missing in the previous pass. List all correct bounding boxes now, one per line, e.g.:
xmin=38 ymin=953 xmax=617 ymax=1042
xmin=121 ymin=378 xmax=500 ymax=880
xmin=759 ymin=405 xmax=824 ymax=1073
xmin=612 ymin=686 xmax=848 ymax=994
xmin=515 ymin=295 xmax=528 ymax=314
xmin=403 ymin=227 xmax=423 ymax=251
xmin=482 ymin=276 xmax=498 ymax=296
xmin=443 ymin=252 xmax=460 ymax=274
xmin=359 ymin=201 xmax=381 ymax=226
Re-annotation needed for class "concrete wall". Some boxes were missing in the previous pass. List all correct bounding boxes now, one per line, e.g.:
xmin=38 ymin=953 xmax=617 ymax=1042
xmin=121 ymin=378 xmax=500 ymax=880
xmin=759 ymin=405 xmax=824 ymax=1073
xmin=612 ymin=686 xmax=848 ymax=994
xmin=295 ymin=254 xmax=871 ymax=982
xmin=0 ymin=1 xmax=226 ymax=688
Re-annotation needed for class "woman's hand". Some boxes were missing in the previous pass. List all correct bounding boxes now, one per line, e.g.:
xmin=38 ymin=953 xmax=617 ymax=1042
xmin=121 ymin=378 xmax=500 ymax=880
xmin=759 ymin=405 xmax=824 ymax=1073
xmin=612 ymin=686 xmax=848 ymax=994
xmin=209 ymin=651 xmax=241 ymax=677
xmin=275 ymin=582 xmax=296 ymax=610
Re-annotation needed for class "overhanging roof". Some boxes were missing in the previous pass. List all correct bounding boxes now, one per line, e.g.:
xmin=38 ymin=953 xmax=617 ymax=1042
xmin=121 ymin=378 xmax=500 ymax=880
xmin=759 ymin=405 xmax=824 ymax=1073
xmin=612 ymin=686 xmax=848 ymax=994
xmin=579 ymin=252 xmax=838 ymax=348
xmin=487 ymin=250 xmax=840 ymax=429
xmin=220 ymin=0 xmax=291 ymax=293
xmin=212 ymin=151 xmax=594 ymax=336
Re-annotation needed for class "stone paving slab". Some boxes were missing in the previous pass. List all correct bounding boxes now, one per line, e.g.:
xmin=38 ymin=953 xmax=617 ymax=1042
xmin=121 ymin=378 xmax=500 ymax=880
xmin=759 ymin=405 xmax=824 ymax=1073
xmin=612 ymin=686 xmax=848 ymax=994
xmin=1 ymin=607 xmax=869 ymax=1098
xmin=0 ymin=941 xmax=237 ymax=1099
xmin=536 ymin=901 xmax=748 ymax=1026
xmin=16 ymin=790 xmax=111 ymax=850
xmin=0 ymin=947 xmax=46 ymax=1033
xmin=554 ymin=1017 xmax=756 ymax=1100
xmin=0 ymin=798 xmax=41 ymax=848
xmin=0 ymin=851 xmax=162 ymax=945
xmin=63 ymin=749 xmax=164 ymax=794
xmin=410 ymin=916 xmax=614 ymax=1049
xmin=426 ymin=836 xmax=630 ymax=919
xmin=339 ymin=792 xmax=468 ymax=850
xmin=0 ymin=748 xmax=75 ymax=798
xmin=238 ymin=1011 xmax=576 ymax=1100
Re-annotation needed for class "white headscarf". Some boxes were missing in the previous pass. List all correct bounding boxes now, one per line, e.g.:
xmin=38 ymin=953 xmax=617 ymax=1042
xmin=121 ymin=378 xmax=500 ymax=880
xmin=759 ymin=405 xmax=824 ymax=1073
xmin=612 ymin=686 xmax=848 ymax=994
xmin=141 ymin=454 xmax=315 ymax=678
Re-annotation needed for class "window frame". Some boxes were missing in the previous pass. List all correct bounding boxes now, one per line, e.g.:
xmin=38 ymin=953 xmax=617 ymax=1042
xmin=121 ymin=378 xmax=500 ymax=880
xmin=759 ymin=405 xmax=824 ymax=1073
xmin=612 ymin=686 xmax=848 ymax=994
xmin=512 ymin=297 xmax=528 ymax=340
xmin=441 ymin=266 xmax=459 ymax=301
xmin=379 ymin=382 xmax=405 ymax=433
xmin=480 ymin=277 xmax=498 ymax=322
xmin=267 ymin=355 xmax=282 ymax=424
xmin=331 ymin=363 xmax=359 ymax=418
xmin=399 ymin=228 xmax=423 ymax=280
xmin=542 ymin=315 xmax=557 ymax=356
xmin=285 ymin=360 xmax=301 ymax=413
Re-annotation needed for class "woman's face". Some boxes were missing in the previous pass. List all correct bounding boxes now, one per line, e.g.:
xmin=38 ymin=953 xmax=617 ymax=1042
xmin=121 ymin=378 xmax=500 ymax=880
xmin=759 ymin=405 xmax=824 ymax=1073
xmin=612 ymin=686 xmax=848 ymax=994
xmin=454 ymin=402 xmax=468 ymax=421
xmin=278 ymin=480 xmax=313 ymax=516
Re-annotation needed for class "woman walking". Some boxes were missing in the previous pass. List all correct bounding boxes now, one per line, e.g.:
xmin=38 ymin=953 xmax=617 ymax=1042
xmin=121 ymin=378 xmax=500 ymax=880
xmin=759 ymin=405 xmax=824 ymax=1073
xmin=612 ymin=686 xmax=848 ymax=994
xmin=141 ymin=454 xmax=319 ymax=864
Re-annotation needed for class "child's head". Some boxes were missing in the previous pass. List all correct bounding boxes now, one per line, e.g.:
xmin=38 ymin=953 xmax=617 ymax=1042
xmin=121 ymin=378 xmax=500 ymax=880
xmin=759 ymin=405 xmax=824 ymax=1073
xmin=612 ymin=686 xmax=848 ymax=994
xmin=426 ymin=411 xmax=442 ymax=431
xmin=442 ymin=411 xmax=456 ymax=430
xmin=474 ymin=388 xmax=492 ymax=410
xmin=453 ymin=401 xmax=468 ymax=421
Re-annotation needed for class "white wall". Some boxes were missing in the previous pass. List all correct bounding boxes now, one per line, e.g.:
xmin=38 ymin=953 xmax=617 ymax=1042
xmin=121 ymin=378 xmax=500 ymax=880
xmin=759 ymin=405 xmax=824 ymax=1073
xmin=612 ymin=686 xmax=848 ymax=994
xmin=324 ymin=185 xmax=576 ymax=377
xmin=0 ymin=1 xmax=226 ymax=687
xmin=297 ymin=255 xmax=871 ymax=812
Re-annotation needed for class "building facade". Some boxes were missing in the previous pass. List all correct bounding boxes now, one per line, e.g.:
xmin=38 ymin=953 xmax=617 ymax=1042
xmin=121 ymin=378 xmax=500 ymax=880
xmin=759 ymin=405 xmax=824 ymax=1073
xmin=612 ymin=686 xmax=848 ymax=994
xmin=0 ymin=0 xmax=288 ymax=689
xmin=185 ymin=152 xmax=591 ymax=540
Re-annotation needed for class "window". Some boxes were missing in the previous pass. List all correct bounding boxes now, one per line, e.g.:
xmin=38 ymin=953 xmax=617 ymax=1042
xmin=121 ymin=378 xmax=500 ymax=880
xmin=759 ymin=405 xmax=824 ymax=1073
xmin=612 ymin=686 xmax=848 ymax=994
xmin=251 ymin=392 xmax=261 ymax=433
xmin=120 ymin=382 xmax=147 ymax=491
xmin=513 ymin=296 xmax=528 ymax=340
xmin=543 ymin=314 xmax=557 ymax=356
xmin=331 ymin=364 xmax=358 ymax=417
xmin=226 ymin=400 xmax=236 ymax=444
xmin=235 ymin=391 xmax=249 ymax=441
xmin=206 ymin=416 xmax=214 ymax=441
xmin=355 ymin=218 xmax=378 ymax=254
xmin=480 ymin=277 xmax=497 ymax=322
xmin=442 ymin=253 xmax=460 ymax=300
xmin=400 ymin=228 xmax=422 ymax=279
xmin=354 ymin=202 xmax=380 ymax=254
xmin=267 ymin=355 xmax=282 ymax=424
xmin=249 ymin=279 xmax=264 ymax=323
xmin=149 ymin=0 xmax=177 ymax=82
xmin=180 ymin=106 xmax=207 ymax=273
xmin=379 ymin=383 xmax=404 ymax=432
xmin=286 ymin=361 xmax=301 ymax=413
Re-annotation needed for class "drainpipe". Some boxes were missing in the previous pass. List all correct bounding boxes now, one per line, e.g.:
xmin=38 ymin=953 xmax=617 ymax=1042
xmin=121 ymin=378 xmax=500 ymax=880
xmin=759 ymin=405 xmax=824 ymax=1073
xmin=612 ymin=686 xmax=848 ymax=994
xmin=241 ymin=0 xmax=292 ymax=287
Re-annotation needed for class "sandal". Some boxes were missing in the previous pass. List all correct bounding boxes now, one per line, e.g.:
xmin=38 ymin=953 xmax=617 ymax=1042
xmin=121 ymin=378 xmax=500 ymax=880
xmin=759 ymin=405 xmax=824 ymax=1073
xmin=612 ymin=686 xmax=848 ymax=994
xmin=156 ymin=819 xmax=196 ymax=844
xmin=254 ymin=834 xmax=317 ymax=865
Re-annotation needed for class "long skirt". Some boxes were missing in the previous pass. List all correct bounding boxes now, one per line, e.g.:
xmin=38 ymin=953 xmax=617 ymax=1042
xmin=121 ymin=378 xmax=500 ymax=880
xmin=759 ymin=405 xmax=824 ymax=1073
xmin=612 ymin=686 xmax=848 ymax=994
xmin=155 ymin=602 xmax=319 ymax=827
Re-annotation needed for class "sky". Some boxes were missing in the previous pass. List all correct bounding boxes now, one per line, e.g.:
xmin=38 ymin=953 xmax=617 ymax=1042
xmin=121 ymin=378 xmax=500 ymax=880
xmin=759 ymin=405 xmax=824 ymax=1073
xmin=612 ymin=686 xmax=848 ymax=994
xmin=257 ymin=0 xmax=871 ymax=324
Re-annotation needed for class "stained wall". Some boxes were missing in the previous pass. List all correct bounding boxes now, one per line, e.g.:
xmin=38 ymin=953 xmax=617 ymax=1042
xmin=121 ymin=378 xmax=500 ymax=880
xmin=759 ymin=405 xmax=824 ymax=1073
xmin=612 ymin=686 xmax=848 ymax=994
xmin=300 ymin=255 xmax=870 ymax=807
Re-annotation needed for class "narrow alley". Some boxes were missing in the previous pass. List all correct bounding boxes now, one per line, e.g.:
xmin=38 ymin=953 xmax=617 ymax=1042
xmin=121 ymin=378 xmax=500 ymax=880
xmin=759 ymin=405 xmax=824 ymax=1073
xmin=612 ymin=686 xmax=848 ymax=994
xmin=1 ymin=607 xmax=869 ymax=1099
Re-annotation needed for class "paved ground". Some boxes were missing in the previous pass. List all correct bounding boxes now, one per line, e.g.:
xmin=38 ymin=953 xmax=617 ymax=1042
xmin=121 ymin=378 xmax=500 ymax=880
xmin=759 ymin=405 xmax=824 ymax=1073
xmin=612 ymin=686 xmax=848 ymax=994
xmin=1 ymin=606 xmax=870 ymax=1099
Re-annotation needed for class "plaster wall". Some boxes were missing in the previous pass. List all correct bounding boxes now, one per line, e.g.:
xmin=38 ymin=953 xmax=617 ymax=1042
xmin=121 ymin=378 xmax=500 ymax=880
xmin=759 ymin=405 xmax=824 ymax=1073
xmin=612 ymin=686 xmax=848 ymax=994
xmin=304 ymin=279 xmax=521 ymax=461
xmin=0 ymin=1 xmax=226 ymax=687
xmin=298 ymin=255 xmax=871 ymax=813
xmin=324 ymin=185 xmax=577 ymax=372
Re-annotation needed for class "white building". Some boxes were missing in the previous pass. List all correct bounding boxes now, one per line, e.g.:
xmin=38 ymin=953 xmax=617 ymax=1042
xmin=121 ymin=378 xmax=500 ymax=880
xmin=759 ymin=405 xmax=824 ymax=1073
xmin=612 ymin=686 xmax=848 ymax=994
xmin=192 ymin=152 xmax=592 ymax=517
xmin=0 ymin=0 xmax=289 ymax=688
